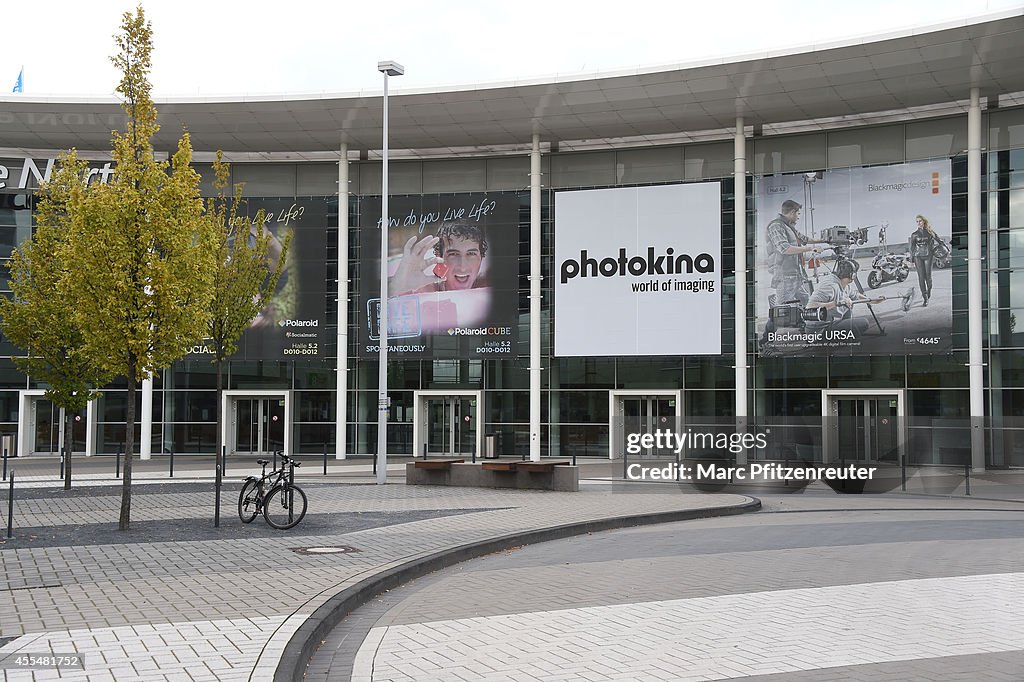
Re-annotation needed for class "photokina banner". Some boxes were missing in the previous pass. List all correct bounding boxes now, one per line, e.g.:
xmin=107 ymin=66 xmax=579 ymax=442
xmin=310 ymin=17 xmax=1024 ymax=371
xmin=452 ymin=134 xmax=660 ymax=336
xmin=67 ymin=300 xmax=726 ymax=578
xmin=554 ymin=183 xmax=722 ymax=356
xmin=358 ymin=193 xmax=520 ymax=359
xmin=755 ymin=159 xmax=953 ymax=357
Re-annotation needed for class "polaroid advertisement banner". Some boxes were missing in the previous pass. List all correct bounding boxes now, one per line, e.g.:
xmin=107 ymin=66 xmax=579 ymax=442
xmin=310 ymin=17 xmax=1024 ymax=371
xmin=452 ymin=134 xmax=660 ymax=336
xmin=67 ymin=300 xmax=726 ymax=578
xmin=189 ymin=198 xmax=328 ymax=361
xmin=554 ymin=183 xmax=722 ymax=357
xmin=755 ymin=160 xmax=952 ymax=356
xmin=358 ymin=193 xmax=519 ymax=359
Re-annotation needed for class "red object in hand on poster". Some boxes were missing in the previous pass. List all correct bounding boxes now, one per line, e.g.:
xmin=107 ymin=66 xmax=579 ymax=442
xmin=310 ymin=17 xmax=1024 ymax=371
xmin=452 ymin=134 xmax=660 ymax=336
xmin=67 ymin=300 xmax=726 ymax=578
xmin=433 ymin=263 xmax=448 ymax=279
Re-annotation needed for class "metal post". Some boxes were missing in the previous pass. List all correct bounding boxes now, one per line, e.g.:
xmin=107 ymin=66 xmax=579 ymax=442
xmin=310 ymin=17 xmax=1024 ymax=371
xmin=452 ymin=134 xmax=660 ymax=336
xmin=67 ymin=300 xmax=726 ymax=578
xmin=221 ymin=445 xmax=227 ymax=477
xmin=901 ymin=457 xmax=907 ymax=492
xmin=376 ymin=60 xmax=404 ymax=486
xmin=289 ymin=462 xmax=295 ymax=526
xmin=323 ymin=443 xmax=328 ymax=476
xmin=965 ymin=463 xmax=971 ymax=496
xmin=214 ymin=464 xmax=221 ymax=528
xmin=169 ymin=448 xmax=174 ymax=478
xmin=5 ymin=469 xmax=12 ymax=539
xmin=273 ymin=448 xmax=278 ymax=472
xmin=529 ymin=134 xmax=542 ymax=463
xmin=116 ymin=444 xmax=122 ymax=478
xmin=2 ymin=447 xmax=6 ymax=481
xmin=60 ymin=448 xmax=65 ymax=479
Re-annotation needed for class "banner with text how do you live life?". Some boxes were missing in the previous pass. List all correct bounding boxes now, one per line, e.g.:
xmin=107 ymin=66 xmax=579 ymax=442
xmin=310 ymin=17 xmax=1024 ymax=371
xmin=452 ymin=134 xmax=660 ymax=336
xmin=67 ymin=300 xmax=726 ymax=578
xmin=554 ymin=182 xmax=722 ymax=357
xmin=358 ymin=193 xmax=520 ymax=359
xmin=188 ymin=197 xmax=328 ymax=361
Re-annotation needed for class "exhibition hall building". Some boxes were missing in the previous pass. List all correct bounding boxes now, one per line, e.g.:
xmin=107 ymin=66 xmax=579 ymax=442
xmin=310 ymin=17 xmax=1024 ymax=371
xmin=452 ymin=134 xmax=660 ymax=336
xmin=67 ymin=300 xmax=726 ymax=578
xmin=1 ymin=12 xmax=1023 ymax=471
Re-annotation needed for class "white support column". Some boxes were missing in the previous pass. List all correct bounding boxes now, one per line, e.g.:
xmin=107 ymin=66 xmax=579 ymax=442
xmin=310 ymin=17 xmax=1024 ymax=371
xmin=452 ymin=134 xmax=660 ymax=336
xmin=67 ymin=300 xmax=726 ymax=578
xmin=968 ymin=88 xmax=985 ymax=471
xmin=529 ymin=134 xmax=542 ymax=462
xmin=140 ymin=376 xmax=153 ymax=459
xmin=734 ymin=117 xmax=748 ymax=466
xmin=336 ymin=142 xmax=349 ymax=459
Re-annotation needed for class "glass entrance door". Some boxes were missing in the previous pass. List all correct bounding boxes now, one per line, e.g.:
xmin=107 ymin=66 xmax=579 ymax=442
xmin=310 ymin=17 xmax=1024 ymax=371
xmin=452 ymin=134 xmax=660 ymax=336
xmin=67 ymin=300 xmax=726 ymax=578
xmin=29 ymin=399 xmax=88 ymax=455
xmin=424 ymin=396 xmax=477 ymax=457
xmin=833 ymin=396 xmax=899 ymax=462
xmin=32 ymin=398 xmax=58 ymax=455
xmin=235 ymin=398 xmax=286 ymax=454
xmin=621 ymin=395 xmax=678 ymax=456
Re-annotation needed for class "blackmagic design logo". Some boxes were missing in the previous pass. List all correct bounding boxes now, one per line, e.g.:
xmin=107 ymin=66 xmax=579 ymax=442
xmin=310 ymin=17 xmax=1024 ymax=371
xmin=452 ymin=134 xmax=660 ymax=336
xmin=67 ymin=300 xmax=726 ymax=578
xmin=560 ymin=247 xmax=715 ymax=284
xmin=867 ymin=179 xmax=930 ymax=192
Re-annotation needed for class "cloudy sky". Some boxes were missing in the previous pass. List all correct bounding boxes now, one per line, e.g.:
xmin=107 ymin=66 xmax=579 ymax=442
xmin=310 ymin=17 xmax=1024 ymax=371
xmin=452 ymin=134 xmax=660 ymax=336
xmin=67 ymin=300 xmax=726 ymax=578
xmin=5 ymin=0 xmax=1022 ymax=97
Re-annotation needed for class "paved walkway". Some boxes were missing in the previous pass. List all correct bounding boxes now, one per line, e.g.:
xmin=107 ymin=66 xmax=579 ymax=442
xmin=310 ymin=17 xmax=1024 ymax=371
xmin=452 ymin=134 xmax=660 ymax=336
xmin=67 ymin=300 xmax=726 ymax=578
xmin=310 ymin=500 xmax=1024 ymax=681
xmin=0 ymin=462 xmax=756 ymax=681
xmin=2 ymin=457 xmax=1023 ymax=680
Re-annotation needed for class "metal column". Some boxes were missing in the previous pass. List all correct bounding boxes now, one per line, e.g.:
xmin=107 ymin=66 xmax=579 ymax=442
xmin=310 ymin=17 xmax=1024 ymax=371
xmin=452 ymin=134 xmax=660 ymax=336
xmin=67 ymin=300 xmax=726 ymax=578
xmin=968 ymin=88 xmax=985 ymax=471
xmin=140 ymin=376 xmax=153 ymax=460
xmin=734 ymin=117 xmax=748 ymax=466
xmin=529 ymin=134 xmax=542 ymax=462
xmin=336 ymin=142 xmax=349 ymax=460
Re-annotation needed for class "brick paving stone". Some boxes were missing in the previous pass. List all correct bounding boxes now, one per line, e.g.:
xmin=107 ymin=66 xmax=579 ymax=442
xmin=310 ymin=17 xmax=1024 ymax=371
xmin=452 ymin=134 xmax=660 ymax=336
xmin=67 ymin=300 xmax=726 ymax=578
xmin=315 ymin=501 xmax=1024 ymax=681
xmin=1 ymin=479 xmax=756 ymax=680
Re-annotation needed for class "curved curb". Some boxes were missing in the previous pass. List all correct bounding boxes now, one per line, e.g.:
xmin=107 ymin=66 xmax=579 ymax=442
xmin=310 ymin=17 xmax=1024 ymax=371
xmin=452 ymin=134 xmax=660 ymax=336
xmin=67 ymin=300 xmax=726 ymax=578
xmin=273 ymin=496 xmax=762 ymax=681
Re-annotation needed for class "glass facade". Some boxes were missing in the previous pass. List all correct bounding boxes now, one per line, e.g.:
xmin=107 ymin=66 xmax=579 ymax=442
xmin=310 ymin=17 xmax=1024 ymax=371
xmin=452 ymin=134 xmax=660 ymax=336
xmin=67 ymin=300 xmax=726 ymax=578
xmin=2 ymin=109 xmax=1023 ymax=467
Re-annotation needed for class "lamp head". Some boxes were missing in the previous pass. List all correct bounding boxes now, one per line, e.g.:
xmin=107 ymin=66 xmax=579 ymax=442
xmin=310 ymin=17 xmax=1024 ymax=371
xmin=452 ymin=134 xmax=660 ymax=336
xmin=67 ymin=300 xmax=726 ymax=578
xmin=377 ymin=61 xmax=405 ymax=77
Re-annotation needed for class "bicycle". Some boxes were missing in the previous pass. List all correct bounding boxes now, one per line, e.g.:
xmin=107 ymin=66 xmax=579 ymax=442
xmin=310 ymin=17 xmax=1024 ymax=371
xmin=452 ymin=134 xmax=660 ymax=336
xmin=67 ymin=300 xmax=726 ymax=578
xmin=237 ymin=452 xmax=307 ymax=529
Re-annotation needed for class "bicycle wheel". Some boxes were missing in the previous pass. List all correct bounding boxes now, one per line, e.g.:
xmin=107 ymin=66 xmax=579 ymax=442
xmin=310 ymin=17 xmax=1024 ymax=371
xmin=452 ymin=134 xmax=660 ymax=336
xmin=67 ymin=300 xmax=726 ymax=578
xmin=263 ymin=484 xmax=307 ymax=530
xmin=238 ymin=479 xmax=261 ymax=523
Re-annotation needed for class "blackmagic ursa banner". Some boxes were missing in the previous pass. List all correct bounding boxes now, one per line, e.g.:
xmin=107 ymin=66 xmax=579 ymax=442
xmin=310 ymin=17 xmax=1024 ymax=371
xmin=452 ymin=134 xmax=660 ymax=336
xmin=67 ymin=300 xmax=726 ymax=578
xmin=755 ymin=160 xmax=952 ymax=357
xmin=358 ymin=193 xmax=519 ymax=359
xmin=189 ymin=198 xmax=328 ymax=361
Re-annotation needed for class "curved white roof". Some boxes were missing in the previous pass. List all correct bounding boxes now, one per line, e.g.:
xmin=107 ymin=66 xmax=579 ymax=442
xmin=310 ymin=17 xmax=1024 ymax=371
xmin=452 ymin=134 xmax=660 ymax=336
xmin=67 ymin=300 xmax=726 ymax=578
xmin=1 ymin=12 xmax=1022 ymax=157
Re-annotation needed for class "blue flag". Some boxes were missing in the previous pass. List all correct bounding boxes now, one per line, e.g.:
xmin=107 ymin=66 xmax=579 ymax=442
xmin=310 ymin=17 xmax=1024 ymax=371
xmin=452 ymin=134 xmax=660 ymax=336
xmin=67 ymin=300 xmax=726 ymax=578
xmin=12 ymin=67 xmax=23 ymax=93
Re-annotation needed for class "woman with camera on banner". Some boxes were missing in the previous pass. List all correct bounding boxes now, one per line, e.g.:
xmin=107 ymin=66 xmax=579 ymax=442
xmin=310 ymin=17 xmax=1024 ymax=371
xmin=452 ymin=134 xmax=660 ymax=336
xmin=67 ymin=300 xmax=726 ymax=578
xmin=908 ymin=214 xmax=941 ymax=307
xmin=803 ymin=259 xmax=883 ymax=337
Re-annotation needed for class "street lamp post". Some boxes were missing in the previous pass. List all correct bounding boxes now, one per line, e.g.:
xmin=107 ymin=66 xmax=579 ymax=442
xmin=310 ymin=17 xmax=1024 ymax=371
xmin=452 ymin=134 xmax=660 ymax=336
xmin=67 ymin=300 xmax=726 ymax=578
xmin=376 ymin=60 xmax=403 ymax=485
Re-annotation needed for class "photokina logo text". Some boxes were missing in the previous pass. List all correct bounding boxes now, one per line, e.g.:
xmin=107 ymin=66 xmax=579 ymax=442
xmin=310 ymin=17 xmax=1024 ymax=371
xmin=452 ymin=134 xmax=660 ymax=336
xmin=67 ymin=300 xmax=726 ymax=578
xmin=560 ymin=247 xmax=715 ymax=284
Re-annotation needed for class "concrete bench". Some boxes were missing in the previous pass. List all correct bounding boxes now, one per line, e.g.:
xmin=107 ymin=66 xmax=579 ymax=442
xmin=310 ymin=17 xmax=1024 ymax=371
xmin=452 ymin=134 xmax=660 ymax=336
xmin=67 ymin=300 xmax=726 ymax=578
xmin=406 ymin=460 xmax=578 ymax=491
xmin=480 ymin=460 xmax=517 ymax=472
xmin=413 ymin=458 xmax=464 ymax=470
xmin=515 ymin=460 xmax=571 ymax=473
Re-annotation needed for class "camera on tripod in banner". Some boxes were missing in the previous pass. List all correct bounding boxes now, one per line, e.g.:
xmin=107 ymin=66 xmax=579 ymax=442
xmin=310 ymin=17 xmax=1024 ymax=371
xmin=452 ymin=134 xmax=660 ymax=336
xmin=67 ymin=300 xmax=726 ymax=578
xmin=820 ymin=225 xmax=869 ymax=249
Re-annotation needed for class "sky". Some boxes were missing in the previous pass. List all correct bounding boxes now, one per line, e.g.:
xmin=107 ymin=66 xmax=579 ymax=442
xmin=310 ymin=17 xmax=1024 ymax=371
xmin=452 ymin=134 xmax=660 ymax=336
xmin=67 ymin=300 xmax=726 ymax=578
xmin=4 ymin=0 xmax=1023 ymax=98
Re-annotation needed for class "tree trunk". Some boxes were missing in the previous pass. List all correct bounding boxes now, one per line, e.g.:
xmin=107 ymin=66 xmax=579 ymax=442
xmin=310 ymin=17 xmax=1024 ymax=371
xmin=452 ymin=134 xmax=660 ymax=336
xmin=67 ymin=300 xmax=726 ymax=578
xmin=64 ymin=408 xmax=73 ymax=491
xmin=119 ymin=361 xmax=137 ymax=530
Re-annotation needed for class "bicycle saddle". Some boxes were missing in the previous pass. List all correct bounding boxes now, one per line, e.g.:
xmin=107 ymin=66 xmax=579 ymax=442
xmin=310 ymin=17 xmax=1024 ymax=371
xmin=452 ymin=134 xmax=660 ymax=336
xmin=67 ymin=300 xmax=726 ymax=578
xmin=257 ymin=459 xmax=269 ymax=465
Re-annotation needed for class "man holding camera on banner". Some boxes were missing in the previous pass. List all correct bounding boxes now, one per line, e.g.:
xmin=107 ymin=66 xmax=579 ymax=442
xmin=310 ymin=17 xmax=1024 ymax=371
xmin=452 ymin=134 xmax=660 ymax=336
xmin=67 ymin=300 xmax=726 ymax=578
xmin=765 ymin=200 xmax=828 ymax=307
xmin=803 ymin=259 xmax=882 ymax=336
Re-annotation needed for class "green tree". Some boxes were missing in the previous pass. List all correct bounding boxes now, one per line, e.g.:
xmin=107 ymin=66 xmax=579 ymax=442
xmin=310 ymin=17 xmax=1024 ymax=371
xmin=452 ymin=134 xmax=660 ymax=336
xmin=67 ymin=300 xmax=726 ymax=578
xmin=66 ymin=7 xmax=218 ymax=529
xmin=0 ymin=153 xmax=110 ymax=490
xmin=205 ymin=153 xmax=291 ymax=460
